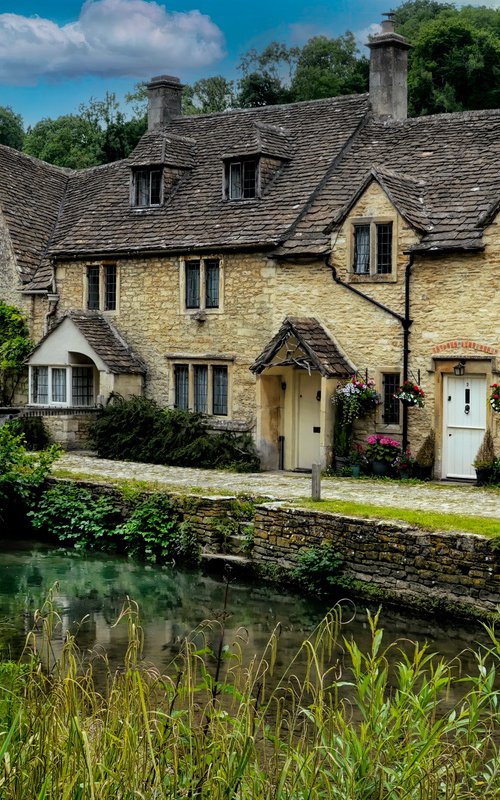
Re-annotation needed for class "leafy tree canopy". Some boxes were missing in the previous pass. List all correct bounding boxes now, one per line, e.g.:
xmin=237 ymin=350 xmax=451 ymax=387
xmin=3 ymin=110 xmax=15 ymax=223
xmin=0 ymin=106 xmax=24 ymax=150
xmin=0 ymin=301 xmax=32 ymax=405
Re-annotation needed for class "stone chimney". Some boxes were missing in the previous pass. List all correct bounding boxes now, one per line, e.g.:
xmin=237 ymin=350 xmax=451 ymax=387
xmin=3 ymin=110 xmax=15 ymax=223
xmin=146 ymin=75 xmax=184 ymax=130
xmin=367 ymin=12 xmax=411 ymax=120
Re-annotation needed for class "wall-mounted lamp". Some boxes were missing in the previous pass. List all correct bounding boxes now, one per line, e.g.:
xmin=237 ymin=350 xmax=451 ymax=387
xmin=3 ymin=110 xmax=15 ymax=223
xmin=281 ymin=382 xmax=287 ymax=391
xmin=453 ymin=360 xmax=466 ymax=376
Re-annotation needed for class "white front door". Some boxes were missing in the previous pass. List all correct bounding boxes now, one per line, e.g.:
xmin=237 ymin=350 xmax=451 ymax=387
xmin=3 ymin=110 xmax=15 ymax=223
xmin=443 ymin=375 xmax=486 ymax=479
xmin=297 ymin=372 xmax=321 ymax=470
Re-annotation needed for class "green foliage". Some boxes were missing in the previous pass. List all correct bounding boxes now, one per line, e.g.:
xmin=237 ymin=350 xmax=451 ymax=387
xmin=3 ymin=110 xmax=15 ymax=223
xmin=89 ymin=396 xmax=260 ymax=472
xmin=29 ymin=483 xmax=122 ymax=550
xmin=292 ymin=545 xmax=342 ymax=596
xmin=415 ymin=429 xmax=435 ymax=468
xmin=2 ymin=602 xmax=499 ymax=798
xmin=183 ymin=76 xmax=236 ymax=114
xmin=291 ymin=34 xmax=369 ymax=101
xmin=115 ymin=492 xmax=199 ymax=564
xmin=0 ymin=106 xmax=24 ymax=150
xmin=7 ymin=417 xmax=51 ymax=451
xmin=0 ymin=301 xmax=32 ymax=405
xmin=0 ymin=426 xmax=59 ymax=524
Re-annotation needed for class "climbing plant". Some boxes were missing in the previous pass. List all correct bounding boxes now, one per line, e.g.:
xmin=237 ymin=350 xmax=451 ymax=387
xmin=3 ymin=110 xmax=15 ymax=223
xmin=0 ymin=301 xmax=32 ymax=405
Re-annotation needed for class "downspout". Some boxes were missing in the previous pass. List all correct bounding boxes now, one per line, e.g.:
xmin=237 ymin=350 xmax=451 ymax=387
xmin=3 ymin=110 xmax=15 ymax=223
xmin=324 ymin=253 xmax=415 ymax=451
xmin=43 ymin=265 xmax=59 ymax=335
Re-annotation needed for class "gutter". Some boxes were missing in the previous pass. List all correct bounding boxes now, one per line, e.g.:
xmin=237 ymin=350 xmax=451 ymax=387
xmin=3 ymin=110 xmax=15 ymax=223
xmin=324 ymin=253 xmax=415 ymax=451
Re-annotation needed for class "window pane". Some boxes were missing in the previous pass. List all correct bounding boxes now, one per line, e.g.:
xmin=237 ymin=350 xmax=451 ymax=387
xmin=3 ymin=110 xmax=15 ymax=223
xmin=242 ymin=160 xmax=256 ymax=198
xmin=174 ymin=364 xmax=189 ymax=410
xmin=383 ymin=373 xmax=400 ymax=425
xmin=51 ymin=368 xmax=67 ymax=403
xmin=150 ymin=170 xmax=162 ymax=205
xmin=212 ymin=366 xmax=228 ymax=416
xmin=377 ymin=223 xmax=393 ymax=274
xmin=193 ymin=365 xmax=208 ymax=413
xmin=185 ymin=261 xmax=200 ymax=308
xmin=72 ymin=367 xmax=94 ymax=406
xmin=229 ymin=162 xmax=242 ymax=200
xmin=32 ymin=366 xmax=48 ymax=404
xmin=353 ymin=225 xmax=370 ymax=274
xmin=87 ymin=266 xmax=100 ymax=310
xmin=135 ymin=171 xmax=149 ymax=206
xmin=104 ymin=264 xmax=117 ymax=311
xmin=205 ymin=260 xmax=220 ymax=308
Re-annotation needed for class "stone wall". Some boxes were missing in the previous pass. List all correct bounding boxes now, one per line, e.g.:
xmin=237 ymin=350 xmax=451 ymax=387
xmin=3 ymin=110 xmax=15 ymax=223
xmin=253 ymin=504 xmax=500 ymax=615
xmin=37 ymin=412 xmax=97 ymax=449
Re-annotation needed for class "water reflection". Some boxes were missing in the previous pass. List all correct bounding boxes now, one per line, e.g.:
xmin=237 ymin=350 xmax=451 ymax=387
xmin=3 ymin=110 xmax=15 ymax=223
xmin=0 ymin=539 xmax=491 ymax=683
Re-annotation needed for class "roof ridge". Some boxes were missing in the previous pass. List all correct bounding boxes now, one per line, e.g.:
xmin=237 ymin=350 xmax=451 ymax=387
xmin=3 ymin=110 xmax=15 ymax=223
xmin=0 ymin=143 xmax=73 ymax=175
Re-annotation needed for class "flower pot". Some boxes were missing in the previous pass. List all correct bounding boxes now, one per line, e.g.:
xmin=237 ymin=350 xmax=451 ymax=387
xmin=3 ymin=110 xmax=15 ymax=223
xmin=475 ymin=467 xmax=491 ymax=486
xmin=350 ymin=464 xmax=361 ymax=477
xmin=399 ymin=470 xmax=410 ymax=480
xmin=372 ymin=460 xmax=388 ymax=477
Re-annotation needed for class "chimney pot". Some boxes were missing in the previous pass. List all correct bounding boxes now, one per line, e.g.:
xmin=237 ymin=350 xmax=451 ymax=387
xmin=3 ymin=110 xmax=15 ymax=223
xmin=367 ymin=12 xmax=411 ymax=121
xmin=146 ymin=74 xmax=184 ymax=130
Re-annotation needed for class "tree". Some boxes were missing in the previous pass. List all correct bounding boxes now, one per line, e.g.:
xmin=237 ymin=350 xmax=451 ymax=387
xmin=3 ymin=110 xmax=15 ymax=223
xmin=291 ymin=34 xmax=368 ymax=101
xmin=23 ymin=114 xmax=104 ymax=169
xmin=0 ymin=106 xmax=24 ymax=150
xmin=409 ymin=17 xmax=500 ymax=115
xmin=183 ymin=76 xmax=236 ymax=115
xmin=393 ymin=0 xmax=454 ymax=40
xmin=0 ymin=301 xmax=32 ymax=405
xmin=237 ymin=41 xmax=296 ymax=107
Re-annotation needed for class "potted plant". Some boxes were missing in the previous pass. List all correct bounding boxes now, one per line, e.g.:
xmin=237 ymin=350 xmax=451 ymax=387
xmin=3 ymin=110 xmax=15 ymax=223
xmin=365 ymin=434 xmax=401 ymax=476
xmin=349 ymin=444 xmax=366 ymax=477
xmin=489 ymin=383 xmax=500 ymax=413
xmin=415 ymin=430 xmax=435 ymax=480
xmin=473 ymin=430 xmax=495 ymax=485
xmin=394 ymin=380 xmax=425 ymax=408
xmin=392 ymin=448 xmax=414 ymax=479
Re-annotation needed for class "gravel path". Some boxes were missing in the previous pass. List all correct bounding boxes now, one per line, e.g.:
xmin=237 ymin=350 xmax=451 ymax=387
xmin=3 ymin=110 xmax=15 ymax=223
xmin=55 ymin=453 xmax=500 ymax=520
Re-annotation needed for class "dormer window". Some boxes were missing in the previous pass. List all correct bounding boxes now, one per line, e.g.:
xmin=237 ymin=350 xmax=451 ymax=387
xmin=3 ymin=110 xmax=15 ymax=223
xmin=227 ymin=159 xmax=258 ymax=200
xmin=132 ymin=168 xmax=162 ymax=207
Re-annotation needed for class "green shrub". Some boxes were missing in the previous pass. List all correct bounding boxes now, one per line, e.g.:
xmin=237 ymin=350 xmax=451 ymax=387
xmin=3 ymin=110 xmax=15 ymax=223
xmin=115 ymin=492 xmax=200 ymax=564
xmin=291 ymin=545 xmax=343 ymax=596
xmin=7 ymin=416 xmax=51 ymax=450
xmin=0 ymin=425 xmax=59 ymax=524
xmin=29 ymin=483 xmax=122 ymax=549
xmin=89 ymin=396 xmax=260 ymax=471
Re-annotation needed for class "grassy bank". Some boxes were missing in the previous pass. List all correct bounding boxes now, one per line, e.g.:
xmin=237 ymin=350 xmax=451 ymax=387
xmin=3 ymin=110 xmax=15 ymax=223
xmin=0 ymin=595 xmax=499 ymax=799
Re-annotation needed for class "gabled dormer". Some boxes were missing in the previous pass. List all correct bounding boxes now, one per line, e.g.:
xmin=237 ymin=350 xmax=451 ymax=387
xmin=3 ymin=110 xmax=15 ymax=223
xmin=128 ymin=130 xmax=195 ymax=209
xmin=222 ymin=120 xmax=293 ymax=201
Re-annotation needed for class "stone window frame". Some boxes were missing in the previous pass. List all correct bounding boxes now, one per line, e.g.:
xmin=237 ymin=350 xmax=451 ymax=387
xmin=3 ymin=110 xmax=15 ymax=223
xmin=29 ymin=364 xmax=96 ymax=408
xmin=179 ymin=257 xmax=225 ymax=315
xmin=223 ymin=157 xmax=260 ymax=201
xmin=347 ymin=216 xmax=398 ymax=284
xmin=167 ymin=356 xmax=233 ymax=418
xmin=375 ymin=368 xmax=402 ymax=433
xmin=130 ymin=167 xmax=163 ymax=209
xmin=84 ymin=262 xmax=119 ymax=313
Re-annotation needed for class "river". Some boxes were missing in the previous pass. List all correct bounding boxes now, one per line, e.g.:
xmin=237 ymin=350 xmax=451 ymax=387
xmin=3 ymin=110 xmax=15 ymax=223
xmin=0 ymin=538 xmax=492 ymax=688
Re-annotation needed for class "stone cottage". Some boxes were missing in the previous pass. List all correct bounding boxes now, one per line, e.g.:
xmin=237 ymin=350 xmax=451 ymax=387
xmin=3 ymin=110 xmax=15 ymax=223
xmin=0 ymin=14 xmax=499 ymax=478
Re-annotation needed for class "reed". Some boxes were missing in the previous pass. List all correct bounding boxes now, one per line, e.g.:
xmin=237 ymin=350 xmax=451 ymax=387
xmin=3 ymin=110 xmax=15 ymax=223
xmin=0 ymin=590 xmax=498 ymax=799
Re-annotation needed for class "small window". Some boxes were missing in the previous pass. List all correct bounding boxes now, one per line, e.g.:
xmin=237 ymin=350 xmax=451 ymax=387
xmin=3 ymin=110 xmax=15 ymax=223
xmin=351 ymin=221 xmax=393 ymax=277
xmin=173 ymin=362 xmax=229 ymax=417
xmin=31 ymin=366 xmax=48 ymax=404
xmin=228 ymin=159 xmax=257 ymax=200
xmin=86 ymin=264 xmax=118 ymax=312
xmin=183 ymin=259 xmax=221 ymax=311
xmin=133 ymin=169 xmax=162 ymax=207
xmin=72 ymin=367 xmax=94 ymax=406
xmin=382 ymin=373 xmax=400 ymax=425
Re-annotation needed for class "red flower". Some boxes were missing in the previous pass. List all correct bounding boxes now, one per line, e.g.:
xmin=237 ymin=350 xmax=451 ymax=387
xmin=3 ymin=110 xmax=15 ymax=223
xmin=495 ymin=394 xmax=499 ymax=399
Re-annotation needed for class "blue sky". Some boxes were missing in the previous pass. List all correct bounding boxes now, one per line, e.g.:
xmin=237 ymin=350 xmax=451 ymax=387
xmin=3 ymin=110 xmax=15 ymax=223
xmin=0 ymin=0 xmax=497 ymax=126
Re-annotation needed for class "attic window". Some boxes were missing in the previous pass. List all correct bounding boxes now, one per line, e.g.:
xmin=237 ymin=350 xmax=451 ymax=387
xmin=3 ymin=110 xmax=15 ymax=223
xmin=132 ymin=168 xmax=162 ymax=207
xmin=227 ymin=159 xmax=258 ymax=200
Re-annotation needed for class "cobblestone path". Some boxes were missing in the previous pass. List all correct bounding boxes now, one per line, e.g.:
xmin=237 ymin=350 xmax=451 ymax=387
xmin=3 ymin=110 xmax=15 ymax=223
xmin=55 ymin=453 xmax=500 ymax=520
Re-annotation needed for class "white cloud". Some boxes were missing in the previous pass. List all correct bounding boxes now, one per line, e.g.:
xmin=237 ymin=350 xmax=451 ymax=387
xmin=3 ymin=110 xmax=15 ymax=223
xmin=0 ymin=0 xmax=225 ymax=85
xmin=354 ymin=23 xmax=381 ymax=51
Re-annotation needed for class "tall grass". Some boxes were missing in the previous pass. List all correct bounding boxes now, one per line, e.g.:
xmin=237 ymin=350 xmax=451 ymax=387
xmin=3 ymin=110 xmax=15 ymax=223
xmin=0 ymin=589 xmax=499 ymax=798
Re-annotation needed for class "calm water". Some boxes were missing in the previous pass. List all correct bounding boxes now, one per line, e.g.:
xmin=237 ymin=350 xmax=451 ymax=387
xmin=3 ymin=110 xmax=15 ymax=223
xmin=0 ymin=539 xmax=492 ymax=681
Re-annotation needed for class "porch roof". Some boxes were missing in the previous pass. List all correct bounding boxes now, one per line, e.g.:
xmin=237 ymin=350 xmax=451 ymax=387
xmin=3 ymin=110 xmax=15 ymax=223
xmin=250 ymin=316 xmax=354 ymax=378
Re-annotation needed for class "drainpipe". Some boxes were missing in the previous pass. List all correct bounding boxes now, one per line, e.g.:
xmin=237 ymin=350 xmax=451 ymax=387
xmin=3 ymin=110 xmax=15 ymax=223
xmin=43 ymin=274 xmax=59 ymax=335
xmin=324 ymin=253 xmax=415 ymax=451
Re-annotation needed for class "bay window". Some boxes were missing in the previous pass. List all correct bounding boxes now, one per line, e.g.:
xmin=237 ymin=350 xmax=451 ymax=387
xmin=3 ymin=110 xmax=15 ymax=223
xmin=30 ymin=366 xmax=95 ymax=407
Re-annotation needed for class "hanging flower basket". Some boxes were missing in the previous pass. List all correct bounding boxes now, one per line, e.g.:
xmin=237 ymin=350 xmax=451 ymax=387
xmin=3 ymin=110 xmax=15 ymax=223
xmin=333 ymin=377 xmax=381 ymax=424
xmin=489 ymin=384 xmax=500 ymax=412
xmin=394 ymin=381 xmax=425 ymax=408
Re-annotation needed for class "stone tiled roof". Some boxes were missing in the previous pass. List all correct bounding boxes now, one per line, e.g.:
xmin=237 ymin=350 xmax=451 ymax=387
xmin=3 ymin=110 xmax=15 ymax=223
xmin=281 ymin=108 xmax=500 ymax=256
xmin=251 ymin=316 xmax=354 ymax=378
xmin=48 ymin=94 xmax=369 ymax=258
xmin=31 ymin=310 xmax=146 ymax=374
xmin=128 ymin=130 xmax=196 ymax=168
xmin=0 ymin=146 xmax=68 ymax=284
